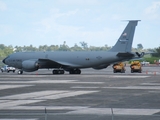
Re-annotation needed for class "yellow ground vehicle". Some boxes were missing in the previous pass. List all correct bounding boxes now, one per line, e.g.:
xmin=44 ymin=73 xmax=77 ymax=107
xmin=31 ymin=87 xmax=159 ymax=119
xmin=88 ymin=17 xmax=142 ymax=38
xmin=130 ymin=61 xmax=142 ymax=73
xmin=112 ymin=62 xmax=125 ymax=73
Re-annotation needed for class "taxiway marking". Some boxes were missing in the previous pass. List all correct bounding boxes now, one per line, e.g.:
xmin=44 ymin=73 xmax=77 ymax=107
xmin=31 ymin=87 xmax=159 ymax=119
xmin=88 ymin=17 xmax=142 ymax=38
xmin=0 ymin=90 xmax=68 ymax=99
xmin=0 ymin=80 xmax=104 ymax=84
xmin=0 ymin=90 xmax=98 ymax=110
xmin=103 ymin=86 xmax=160 ymax=90
xmin=66 ymin=108 xmax=160 ymax=115
xmin=0 ymin=85 xmax=34 ymax=90
xmin=0 ymin=119 xmax=37 ymax=120
xmin=0 ymin=100 xmax=44 ymax=109
xmin=8 ymin=106 xmax=88 ymax=110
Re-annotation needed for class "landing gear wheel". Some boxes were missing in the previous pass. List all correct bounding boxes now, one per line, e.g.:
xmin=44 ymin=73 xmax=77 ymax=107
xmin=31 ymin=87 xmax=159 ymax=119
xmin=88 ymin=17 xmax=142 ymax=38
xmin=52 ymin=70 xmax=58 ymax=74
xmin=52 ymin=70 xmax=65 ymax=74
xmin=121 ymin=69 xmax=125 ymax=73
xmin=138 ymin=69 xmax=142 ymax=73
xmin=59 ymin=70 xmax=64 ymax=74
xmin=69 ymin=69 xmax=81 ymax=74
xmin=18 ymin=70 xmax=23 ymax=74
xmin=113 ymin=69 xmax=116 ymax=73
xmin=131 ymin=69 xmax=134 ymax=73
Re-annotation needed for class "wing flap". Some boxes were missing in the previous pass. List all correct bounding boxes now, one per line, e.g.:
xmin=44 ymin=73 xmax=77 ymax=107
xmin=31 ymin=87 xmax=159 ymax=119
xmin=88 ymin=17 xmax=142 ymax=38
xmin=57 ymin=61 xmax=81 ymax=67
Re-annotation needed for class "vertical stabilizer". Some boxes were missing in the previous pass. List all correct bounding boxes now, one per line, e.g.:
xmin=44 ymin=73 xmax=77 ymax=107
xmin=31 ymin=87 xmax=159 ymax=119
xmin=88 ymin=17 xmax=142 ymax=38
xmin=109 ymin=20 xmax=140 ymax=52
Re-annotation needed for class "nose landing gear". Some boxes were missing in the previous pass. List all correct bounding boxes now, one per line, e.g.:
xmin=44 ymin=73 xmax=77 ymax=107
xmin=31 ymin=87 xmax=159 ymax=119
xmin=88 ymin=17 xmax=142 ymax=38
xmin=18 ymin=70 xmax=23 ymax=74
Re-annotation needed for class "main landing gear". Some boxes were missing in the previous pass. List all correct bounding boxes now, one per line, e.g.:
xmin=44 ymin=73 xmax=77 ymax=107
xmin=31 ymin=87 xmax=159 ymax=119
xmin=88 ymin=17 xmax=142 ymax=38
xmin=17 ymin=69 xmax=81 ymax=75
xmin=52 ymin=70 xmax=65 ymax=74
xmin=69 ymin=69 xmax=81 ymax=74
xmin=52 ymin=69 xmax=81 ymax=74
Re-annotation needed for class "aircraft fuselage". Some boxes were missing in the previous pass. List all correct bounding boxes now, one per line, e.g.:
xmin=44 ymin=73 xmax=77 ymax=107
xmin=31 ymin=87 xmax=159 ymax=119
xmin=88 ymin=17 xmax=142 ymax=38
xmin=4 ymin=51 xmax=129 ymax=70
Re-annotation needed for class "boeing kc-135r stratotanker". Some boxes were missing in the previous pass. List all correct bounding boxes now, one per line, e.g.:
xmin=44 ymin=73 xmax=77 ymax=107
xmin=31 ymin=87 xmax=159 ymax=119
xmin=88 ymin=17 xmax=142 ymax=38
xmin=3 ymin=20 xmax=144 ymax=74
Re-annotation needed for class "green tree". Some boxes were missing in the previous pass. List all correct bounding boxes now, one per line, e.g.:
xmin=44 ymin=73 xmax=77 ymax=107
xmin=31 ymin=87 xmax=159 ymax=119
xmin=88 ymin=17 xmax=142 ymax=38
xmin=152 ymin=46 xmax=160 ymax=57
xmin=59 ymin=41 xmax=70 ymax=51
xmin=70 ymin=44 xmax=83 ymax=51
xmin=0 ymin=45 xmax=14 ymax=61
xmin=137 ymin=43 xmax=143 ymax=50
xmin=80 ymin=41 xmax=88 ymax=50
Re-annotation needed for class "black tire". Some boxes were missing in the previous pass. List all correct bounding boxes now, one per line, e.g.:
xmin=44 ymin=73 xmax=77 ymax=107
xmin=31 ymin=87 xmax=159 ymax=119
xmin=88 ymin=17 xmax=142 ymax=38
xmin=122 ymin=69 xmax=125 ymax=73
xmin=139 ymin=69 xmax=142 ymax=73
xmin=75 ymin=69 xmax=81 ymax=74
xmin=131 ymin=69 xmax=134 ymax=73
xmin=60 ymin=70 xmax=64 ymax=74
xmin=52 ymin=70 xmax=58 ymax=74
xmin=69 ymin=70 xmax=74 ymax=74
xmin=52 ymin=70 xmax=64 ymax=74
xmin=18 ymin=70 xmax=23 ymax=74
xmin=69 ymin=69 xmax=81 ymax=74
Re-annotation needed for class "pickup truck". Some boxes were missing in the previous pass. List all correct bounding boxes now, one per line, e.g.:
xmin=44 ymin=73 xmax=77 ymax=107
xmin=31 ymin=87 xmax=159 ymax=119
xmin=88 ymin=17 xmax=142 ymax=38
xmin=1 ymin=65 xmax=16 ymax=73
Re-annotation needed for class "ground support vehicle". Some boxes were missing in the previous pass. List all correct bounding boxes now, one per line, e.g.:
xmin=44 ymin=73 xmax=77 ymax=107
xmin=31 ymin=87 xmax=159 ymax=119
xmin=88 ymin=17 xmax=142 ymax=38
xmin=112 ymin=62 xmax=125 ymax=73
xmin=130 ymin=61 xmax=142 ymax=73
xmin=1 ymin=65 xmax=16 ymax=73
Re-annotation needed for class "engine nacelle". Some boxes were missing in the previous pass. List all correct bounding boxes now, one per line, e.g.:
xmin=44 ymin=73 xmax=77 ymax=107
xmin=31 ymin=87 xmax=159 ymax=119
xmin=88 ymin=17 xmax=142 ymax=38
xmin=22 ymin=60 xmax=39 ymax=72
xmin=92 ymin=64 xmax=109 ymax=70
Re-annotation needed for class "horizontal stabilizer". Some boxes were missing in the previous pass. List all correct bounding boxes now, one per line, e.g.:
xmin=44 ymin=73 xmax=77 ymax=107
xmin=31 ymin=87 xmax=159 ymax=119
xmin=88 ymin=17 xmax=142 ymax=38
xmin=116 ymin=52 xmax=134 ymax=57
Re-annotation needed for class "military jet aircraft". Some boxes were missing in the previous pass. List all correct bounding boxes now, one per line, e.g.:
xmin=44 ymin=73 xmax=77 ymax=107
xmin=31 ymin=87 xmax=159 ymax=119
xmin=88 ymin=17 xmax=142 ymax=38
xmin=3 ymin=20 xmax=144 ymax=74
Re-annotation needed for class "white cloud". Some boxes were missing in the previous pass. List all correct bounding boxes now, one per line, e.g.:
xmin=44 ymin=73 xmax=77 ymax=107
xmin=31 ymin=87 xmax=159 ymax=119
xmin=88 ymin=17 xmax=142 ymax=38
xmin=34 ymin=9 xmax=79 ymax=34
xmin=32 ymin=7 xmax=124 ymax=47
xmin=144 ymin=1 xmax=160 ymax=20
xmin=0 ymin=1 xmax=7 ymax=11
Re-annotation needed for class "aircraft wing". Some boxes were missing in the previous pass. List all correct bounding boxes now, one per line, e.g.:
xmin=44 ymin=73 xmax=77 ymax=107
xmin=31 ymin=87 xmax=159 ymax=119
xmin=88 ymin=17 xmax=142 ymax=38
xmin=38 ymin=59 xmax=80 ymax=68
xmin=56 ymin=61 xmax=81 ymax=67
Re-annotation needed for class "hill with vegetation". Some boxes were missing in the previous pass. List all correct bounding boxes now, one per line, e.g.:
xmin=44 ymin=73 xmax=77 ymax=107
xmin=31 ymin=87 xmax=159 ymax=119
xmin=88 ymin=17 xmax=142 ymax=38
xmin=0 ymin=42 xmax=160 ymax=66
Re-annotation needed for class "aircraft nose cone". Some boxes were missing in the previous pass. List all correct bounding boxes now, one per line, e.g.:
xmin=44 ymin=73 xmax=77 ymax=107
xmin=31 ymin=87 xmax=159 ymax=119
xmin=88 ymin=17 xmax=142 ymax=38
xmin=2 ymin=58 xmax=6 ymax=64
xmin=2 ymin=56 xmax=10 ymax=64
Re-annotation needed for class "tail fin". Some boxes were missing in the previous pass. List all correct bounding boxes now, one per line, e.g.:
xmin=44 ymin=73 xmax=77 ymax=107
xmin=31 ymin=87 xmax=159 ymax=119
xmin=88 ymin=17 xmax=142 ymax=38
xmin=109 ymin=20 xmax=140 ymax=52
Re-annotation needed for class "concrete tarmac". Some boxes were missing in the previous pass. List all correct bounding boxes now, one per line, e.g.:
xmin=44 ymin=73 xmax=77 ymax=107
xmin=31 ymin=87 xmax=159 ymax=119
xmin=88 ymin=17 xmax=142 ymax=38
xmin=0 ymin=66 xmax=160 ymax=120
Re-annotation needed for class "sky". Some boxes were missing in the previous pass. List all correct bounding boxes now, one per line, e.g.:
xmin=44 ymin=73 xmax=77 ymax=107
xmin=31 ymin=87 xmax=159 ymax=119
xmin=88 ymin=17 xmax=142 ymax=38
xmin=0 ymin=0 xmax=160 ymax=49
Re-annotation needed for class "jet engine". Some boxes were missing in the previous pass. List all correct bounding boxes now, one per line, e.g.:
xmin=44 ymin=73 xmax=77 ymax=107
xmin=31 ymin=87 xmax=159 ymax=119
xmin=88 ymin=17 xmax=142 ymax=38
xmin=22 ymin=60 xmax=40 ymax=72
